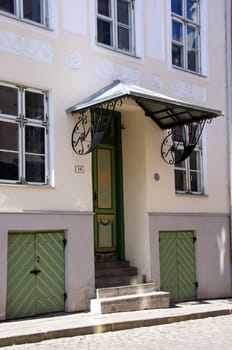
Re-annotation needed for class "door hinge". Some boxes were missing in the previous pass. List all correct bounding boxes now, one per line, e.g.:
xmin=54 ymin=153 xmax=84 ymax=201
xmin=64 ymin=292 xmax=67 ymax=301
xmin=195 ymin=281 xmax=199 ymax=288
xmin=193 ymin=236 xmax=197 ymax=243
xmin=63 ymin=238 xmax=67 ymax=247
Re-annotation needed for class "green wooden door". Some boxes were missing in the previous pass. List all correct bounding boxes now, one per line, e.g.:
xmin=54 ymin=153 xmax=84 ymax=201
xmin=92 ymin=112 xmax=124 ymax=259
xmin=6 ymin=231 xmax=65 ymax=319
xmin=159 ymin=231 xmax=196 ymax=301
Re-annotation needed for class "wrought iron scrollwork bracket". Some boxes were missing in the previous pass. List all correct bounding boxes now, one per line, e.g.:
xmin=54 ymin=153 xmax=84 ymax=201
xmin=71 ymin=99 xmax=122 ymax=155
xmin=161 ymin=119 xmax=211 ymax=165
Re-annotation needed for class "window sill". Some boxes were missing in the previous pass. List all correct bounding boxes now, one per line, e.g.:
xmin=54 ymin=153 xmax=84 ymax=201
xmin=172 ymin=65 xmax=207 ymax=78
xmin=175 ymin=191 xmax=208 ymax=197
xmin=96 ymin=43 xmax=141 ymax=60
xmin=0 ymin=182 xmax=54 ymax=189
xmin=0 ymin=11 xmax=52 ymax=31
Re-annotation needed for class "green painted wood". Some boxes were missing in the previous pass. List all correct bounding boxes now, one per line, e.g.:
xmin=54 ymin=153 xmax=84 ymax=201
xmin=6 ymin=233 xmax=36 ymax=319
xmin=92 ymin=112 xmax=125 ymax=258
xmin=159 ymin=231 xmax=196 ymax=301
xmin=6 ymin=232 xmax=65 ymax=319
xmin=36 ymin=232 xmax=65 ymax=314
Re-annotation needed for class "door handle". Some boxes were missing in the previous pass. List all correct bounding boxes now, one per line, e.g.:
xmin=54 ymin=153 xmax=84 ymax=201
xmin=30 ymin=269 xmax=41 ymax=275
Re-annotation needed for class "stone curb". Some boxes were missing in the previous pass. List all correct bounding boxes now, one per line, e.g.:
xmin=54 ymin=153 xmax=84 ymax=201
xmin=0 ymin=308 xmax=231 ymax=347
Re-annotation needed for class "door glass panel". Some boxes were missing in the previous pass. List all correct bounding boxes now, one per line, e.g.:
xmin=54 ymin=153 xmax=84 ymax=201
xmin=0 ymin=85 xmax=18 ymax=116
xmin=97 ymin=148 xmax=112 ymax=208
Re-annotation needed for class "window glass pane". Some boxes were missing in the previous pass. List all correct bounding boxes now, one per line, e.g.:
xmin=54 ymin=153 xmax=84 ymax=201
xmin=25 ymin=154 xmax=45 ymax=182
xmin=171 ymin=0 xmax=183 ymax=16
xmin=25 ymin=90 xmax=44 ymax=120
xmin=190 ymin=171 xmax=201 ymax=192
xmin=0 ymin=151 xmax=19 ymax=181
xmin=98 ymin=0 xmax=111 ymax=17
xmin=175 ymin=169 xmax=186 ymax=191
xmin=175 ymin=150 xmax=185 ymax=167
xmin=0 ymin=121 xmax=18 ymax=151
xmin=190 ymin=150 xmax=201 ymax=170
xmin=172 ymin=20 xmax=183 ymax=42
xmin=0 ymin=0 xmax=15 ymax=14
xmin=23 ymin=0 xmax=43 ymax=24
xmin=0 ymin=85 xmax=18 ymax=116
xmin=25 ymin=126 xmax=45 ymax=154
xmin=187 ymin=0 xmax=199 ymax=23
xmin=97 ymin=18 xmax=112 ymax=46
xmin=117 ymin=0 xmax=129 ymax=25
xmin=118 ymin=26 xmax=130 ymax=51
xmin=172 ymin=44 xmax=184 ymax=67
xmin=187 ymin=26 xmax=199 ymax=72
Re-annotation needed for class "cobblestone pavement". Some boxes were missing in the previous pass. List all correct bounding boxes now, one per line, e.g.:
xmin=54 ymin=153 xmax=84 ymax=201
xmin=2 ymin=315 xmax=232 ymax=350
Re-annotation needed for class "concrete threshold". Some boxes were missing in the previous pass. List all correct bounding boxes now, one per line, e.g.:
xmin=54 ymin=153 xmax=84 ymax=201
xmin=0 ymin=299 xmax=232 ymax=347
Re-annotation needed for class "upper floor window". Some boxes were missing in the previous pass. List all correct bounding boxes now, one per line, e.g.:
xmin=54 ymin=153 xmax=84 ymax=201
xmin=0 ymin=83 xmax=48 ymax=185
xmin=171 ymin=0 xmax=200 ymax=73
xmin=174 ymin=125 xmax=203 ymax=194
xmin=0 ymin=0 xmax=48 ymax=27
xmin=96 ymin=0 xmax=135 ymax=55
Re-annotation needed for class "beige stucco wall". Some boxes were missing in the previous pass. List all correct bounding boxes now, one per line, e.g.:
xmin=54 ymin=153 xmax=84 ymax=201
xmin=0 ymin=0 xmax=230 ymax=316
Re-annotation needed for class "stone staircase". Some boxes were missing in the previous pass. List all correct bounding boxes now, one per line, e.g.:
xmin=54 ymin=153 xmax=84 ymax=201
xmin=91 ymin=253 xmax=170 ymax=314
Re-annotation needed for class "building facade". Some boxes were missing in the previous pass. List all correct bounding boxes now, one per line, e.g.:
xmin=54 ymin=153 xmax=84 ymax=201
xmin=0 ymin=0 xmax=231 ymax=320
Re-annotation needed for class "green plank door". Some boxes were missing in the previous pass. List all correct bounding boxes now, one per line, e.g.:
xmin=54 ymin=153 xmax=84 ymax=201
xmin=177 ymin=231 xmax=196 ymax=300
xmin=7 ymin=232 xmax=65 ymax=320
xmin=6 ymin=233 xmax=36 ymax=319
xmin=159 ymin=231 xmax=179 ymax=300
xmin=159 ymin=231 xmax=196 ymax=302
xmin=35 ymin=232 xmax=65 ymax=314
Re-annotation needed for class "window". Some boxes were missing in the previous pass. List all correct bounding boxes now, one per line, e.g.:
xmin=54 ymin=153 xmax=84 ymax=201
xmin=0 ymin=0 xmax=48 ymax=26
xmin=174 ymin=125 xmax=203 ymax=193
xmin=0 ymin=83 xmax=48 ymax=184
xmin=96 ymin=0 xmax=135 ymax=54
xmin=171 ymin=0 xmax=200 ymax=73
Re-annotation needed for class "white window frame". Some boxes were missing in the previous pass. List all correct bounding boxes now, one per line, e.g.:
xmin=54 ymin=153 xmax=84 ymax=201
xmin=174 ymin=125 xmax=204 ymax=194
xmin=96 ymin=0 xmax=136 ymax=55
xmin=0 ymin=82 xmax=49 ymax=185
xmin=0 ymin=0 xmax=49 ymax=27
xmin=171 ymin=0 xmax=201 ymax=74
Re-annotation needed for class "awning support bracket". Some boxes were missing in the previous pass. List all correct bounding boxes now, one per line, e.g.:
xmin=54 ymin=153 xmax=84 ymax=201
xmin=161 ymin=119 xmax=210 ymax=165
xmin=71 ymin=99 xmax=122 ymax=155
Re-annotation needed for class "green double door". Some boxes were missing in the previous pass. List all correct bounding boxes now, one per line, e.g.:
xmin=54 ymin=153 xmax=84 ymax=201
xmin=92 ymin=112 xmax=124 ymax=259
xmin=7 ymin=231 xmax=65 ymax=319
xmin=159 ymin=231 xmax=196 ymax=302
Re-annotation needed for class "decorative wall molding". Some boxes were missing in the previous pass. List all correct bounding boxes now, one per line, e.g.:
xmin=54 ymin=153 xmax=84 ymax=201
xmin=67 ymin=51 xmax=81 ymax=70
xmin=171 ymin=79 xmax=206 ymax=103
xmin=0 ymin=29 xmax=52 ymax=64
xmin=151 ymin=75 xmax=162 ymax=92
xmin=96 ymin=57 xmax=140 ymax=85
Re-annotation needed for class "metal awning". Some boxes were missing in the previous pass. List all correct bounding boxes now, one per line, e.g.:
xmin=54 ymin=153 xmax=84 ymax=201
xmin=66 ymin=80 xmax=222 ymax=163
xmin=66 ymin=80 xmax=222 ymax=129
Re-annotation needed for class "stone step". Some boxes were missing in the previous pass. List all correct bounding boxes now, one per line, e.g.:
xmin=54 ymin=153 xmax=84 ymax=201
xmin=95 ymin=260 xmax=130 ymax=269
xmin=95 ymin=274 xmax=145 ymax=289
xmin=95 ymin=252 xmax=118 ymax=262
xmin=90 ymin=291 xmax=170 ymax=314
xmin=96 ymin=283 xmax=158 ymax=298
xmin=95 ymin=266 xmax=138 ymax=278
